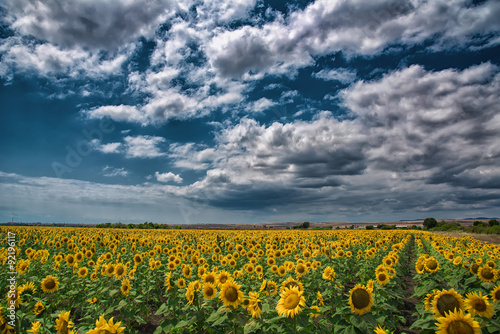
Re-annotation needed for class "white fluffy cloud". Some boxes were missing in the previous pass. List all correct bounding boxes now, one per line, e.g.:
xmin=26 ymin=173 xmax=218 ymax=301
xmin=124 ymin=135 xmax=166 ymax=158
xmin=155 ymin=171 xmax=183 ymax=183
xmin=313 ymin=68 xmax=357 ymax=84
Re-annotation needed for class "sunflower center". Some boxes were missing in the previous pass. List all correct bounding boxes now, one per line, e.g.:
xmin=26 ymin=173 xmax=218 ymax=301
xmin=427 ymin=260 xmax=438 ymax=270
xmin=495 ymin=290 xmax=500 ymax=301
xmin=297 ymin=266 xmax=305 ymax=273
xmin=436 ymin=294 xmax=460 ymax=316
xmin=352 ymin=289 xmax=370 ymax=309
xmin=283 ymin=293 xmax=300 ymax=309
xmin=45 ymin=279 xmax=56 ymax=290
xmin=482 ymin=269 xmax=494 ymax=280
xmin=225 ymin=287 xmax=238 ymax=302
xmin=379 ymin=273 xmax=387 ymax=281
xmin=417 ymin=263 xmax=424 ymax=271
xmin=448 ymin=320 xmax=474 ymax=334
xmin=205 ymin=287 xmax=214 ymax=296
xmin=471 ymin=263 xmax=479 ymax=274
xmin=116 ymin=267 xmax=124 ymax=276
xmin=472 ymin=299 xmax=487 ymax=312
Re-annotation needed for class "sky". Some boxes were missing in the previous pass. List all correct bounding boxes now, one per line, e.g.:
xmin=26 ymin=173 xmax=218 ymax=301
xmin=1 ymin=0 xmax=500 ymax=225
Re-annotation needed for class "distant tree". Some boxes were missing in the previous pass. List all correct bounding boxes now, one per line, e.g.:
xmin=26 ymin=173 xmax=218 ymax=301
xmin=488 ymin=219 xmax=499 ymax=227
xmin=473 ymin=221 xmax=484 ymax=227
xmin=365 ymin=225 xmax=374 ymax=230
xmin=423 ymin=218 xmax=437 ymax=230
xmin=302 ymin=222 xmax=310 ymax=228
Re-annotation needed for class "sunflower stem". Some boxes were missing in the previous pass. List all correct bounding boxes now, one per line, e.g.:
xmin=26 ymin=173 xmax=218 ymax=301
xmin=293 ymin=316 xmax=297 ymax=332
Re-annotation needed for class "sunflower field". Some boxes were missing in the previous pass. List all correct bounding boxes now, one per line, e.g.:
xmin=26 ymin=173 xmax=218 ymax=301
xmin=0 ymin=227 xmax=499 ymax=334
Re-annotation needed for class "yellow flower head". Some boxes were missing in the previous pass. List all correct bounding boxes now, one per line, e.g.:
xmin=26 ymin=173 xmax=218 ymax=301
xmin=435 ymin=309 xmax=480 ymax=334
xmin=349 ymin=284 xmax=374 ymax=316
xmin=276 ymin=286 xmax=306 ymax=318
xmin=464 ymin=291 xmax=494 ymax=318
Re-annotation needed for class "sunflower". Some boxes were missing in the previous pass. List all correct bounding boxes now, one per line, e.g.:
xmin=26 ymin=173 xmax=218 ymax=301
xmin=425 ymin=257 xmax=440 ymax=273
xmin=105 ymin=264 xmax=115 ymax=277
xmin=219 ymin=279 xmax=243 ymax=308
xmin=54 ymin=311 xmax=74 ymax=334
xmin=178 ymin=278 xmax=186 ymax=289
xmin=133 ymin=254 xmax=142 ymax=264
xmin=478 ymin=265 xmax=497 ymax=283
xmin=217 ymin=271 xmax=231 ymax=287
xmin=77 ymin=267 xmax=88 ymax=278
xmin=87 ymin=315 xmax=125 ymax=334
xmin=41 ymin=275 xmax=59 ymax=293
xmin=415 ymin=260 xmax=425 ymax=275
xmin=281 ymin=277 xmax=304 ymax=293
xmin=203 ymin=272 xmax=217 ymax=285
xmin=295 ymin=263 xmax=308 ymax=277
xmin=349 ymin=284 xmax=374 ymax=316
xmin=322 ymin=266 xmax=336 ymax=281
xmin=432 ymin=289 xmax=465 ymax=318
xmin=277 ymin=266 xmax=286 ymax=276
xmin=114 ymin=263 xmax=126 ymax=279
xmin=276 ymin=286 xmax=306 ymax=318
xmin=435 ymin=309 xmax=480 ymax=334
xmin=424 ymin=290 xmax=439 ymax=311
xmin=376 ymin=271 xmax=390 ymax=286
xmin=267 ymin=281 xmax=278 ymax=295
xmin=203 ymin=283 xmax=217 ymax=300
xmin=464 ymin=291 xmax=494 ymax=318
xmin=121 ymin=279 xmax=131 ymax=296
xmin=65 ymin=254 xmax=75 ymax=266
xmin=34 ymin=301 xmax=45 ymax=315
xmin=491 ymin=284 xmax=500 ymax=303
xmin=267 ymin=257 xmax=276 ymax=266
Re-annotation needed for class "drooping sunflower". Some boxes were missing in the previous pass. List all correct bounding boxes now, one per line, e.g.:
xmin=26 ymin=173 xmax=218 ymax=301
xmin=203 ymin=282 xmax=217 ymax=299
xmin=478 ymin=265 xmax=497 ymax=283
xmin=435 ymin=309 xmax=480 ymax=334
xmin=276 ymin=286 xmax=306 ymax=318
xmin=432 ymin=289 xmax=465 ymax=318
xmin=34 ymin=301 xmax=45 ymax=315
xmin=54 ymin=311 xmax=74 ymax=334
xmin=185 ymin=286 xmax=196 ymax=305
xmin=415 ymin=260 xmax=425 ymax=274
xmin=349 ymin=284 xmax=374 ymax=316
xmin=464 ymin=291 xmax=494 ymax=318
xmin=219 ymin=279 xmax=243 ymax=308
xmin=121 ymin=279 xmax=131 ymax=296
xmin=41 ymin=275 xmax=59 ymax=293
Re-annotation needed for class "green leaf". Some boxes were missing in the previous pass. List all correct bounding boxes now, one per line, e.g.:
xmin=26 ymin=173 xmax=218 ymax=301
xmin=212 ymin=314 xmax=228 ymax=327
xmin=155 ymin=303 xmax=168 ymax=315
xmin=244 ymin=319 xmax=261 ymax=334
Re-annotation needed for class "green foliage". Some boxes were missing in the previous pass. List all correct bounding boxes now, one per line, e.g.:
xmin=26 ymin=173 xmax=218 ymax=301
xmin=429 ymin=222 xmax=461 ymax=232
xmin=365 ymin=225 xmax=374 ymax=230
xmin=96 ymin=222 xmax=174 ymax=229
xmin=473 ymin=220 xmax=485 ymax=227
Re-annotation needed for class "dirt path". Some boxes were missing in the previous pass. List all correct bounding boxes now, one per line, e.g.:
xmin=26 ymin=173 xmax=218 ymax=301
xmin=432 ymin=231 xmax=500 ymax=244
xmin=396 ymin=238 xmax=419 ymax=334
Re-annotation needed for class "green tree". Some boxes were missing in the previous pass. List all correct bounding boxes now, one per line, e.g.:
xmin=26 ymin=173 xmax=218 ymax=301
xmin=473 ymin=221 xmax=484 ymax=227
xmin=423 ymin=217 xmax=437 ymax=230
xmin=488 ymin=219 xmax=499 ymax=227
